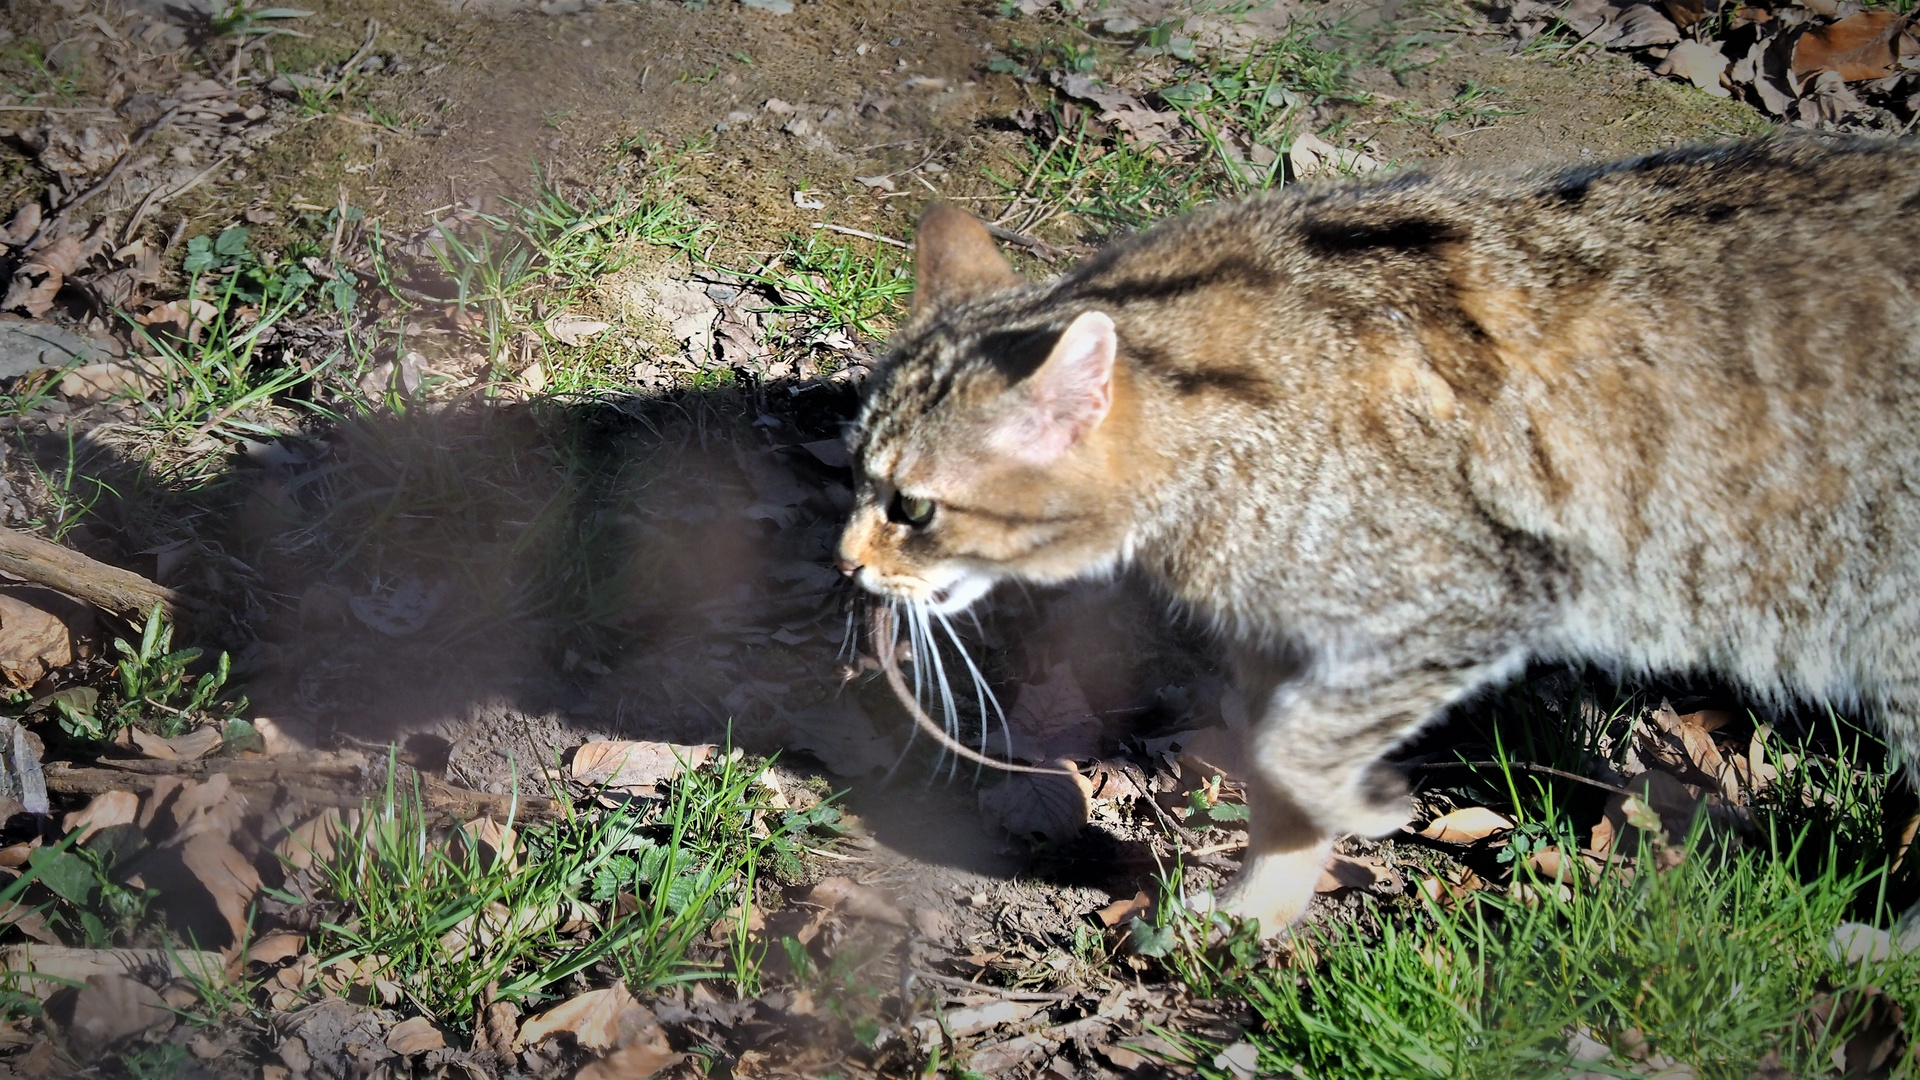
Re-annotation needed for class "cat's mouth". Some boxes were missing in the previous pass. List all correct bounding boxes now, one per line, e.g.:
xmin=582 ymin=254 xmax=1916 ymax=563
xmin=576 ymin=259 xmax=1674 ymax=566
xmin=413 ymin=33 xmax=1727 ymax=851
xmin=863 ymin=566 xmax=995 ymax=615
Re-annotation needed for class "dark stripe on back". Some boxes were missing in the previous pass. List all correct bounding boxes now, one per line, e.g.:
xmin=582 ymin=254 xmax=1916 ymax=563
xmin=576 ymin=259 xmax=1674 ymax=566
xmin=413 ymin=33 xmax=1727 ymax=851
xmin=1070 ymin=255 xmax=1279 ymax=306
xmin=1300 ymin=217 xmax=1464 ymax=256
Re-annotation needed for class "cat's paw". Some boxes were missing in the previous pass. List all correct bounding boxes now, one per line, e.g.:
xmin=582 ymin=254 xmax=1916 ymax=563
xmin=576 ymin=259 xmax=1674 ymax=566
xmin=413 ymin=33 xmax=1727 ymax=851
xmin=1343 ymin=796 xmax=1413 ymax=838
xmin=1200 ymin=838 xmax=1336 ymax=938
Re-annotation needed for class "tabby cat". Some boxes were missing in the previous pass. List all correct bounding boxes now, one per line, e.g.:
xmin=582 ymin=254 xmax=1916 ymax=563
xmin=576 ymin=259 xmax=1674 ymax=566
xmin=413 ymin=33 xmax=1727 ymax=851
xmin=836 ymin=137 xmax=1920 ymax=933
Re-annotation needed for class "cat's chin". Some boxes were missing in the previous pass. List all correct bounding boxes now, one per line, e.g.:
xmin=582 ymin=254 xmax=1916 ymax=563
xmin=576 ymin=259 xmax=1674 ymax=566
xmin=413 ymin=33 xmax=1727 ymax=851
xmin=919 ymin=571 xmax=996 ymax=615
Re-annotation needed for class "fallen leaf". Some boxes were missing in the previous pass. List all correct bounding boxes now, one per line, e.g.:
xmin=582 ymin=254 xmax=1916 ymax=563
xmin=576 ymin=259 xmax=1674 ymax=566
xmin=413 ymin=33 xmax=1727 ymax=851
xmin=569 ymin=740 xmax=715 ymax=796
xmin=2 ymin=203 xmax=41 ymax=248
xmin=456 ymin=815 xmax=519 ymax=870
xmin=546 ymin=315 xmax=613 ymax=347
xmin=1179 ymin=725 xmax=1243 ymax=780
xmin=1418 ymin=806 xmax=1514 ymax=843
xmin=276 ymin=808 xmax=361 ymax=871
xmin=1097 ymin=890 xmax=1152 ymax=927
xmin=1316 ymin=852 xmax=1398 ymax=893
xmin=575 ymin=1033 xmax=683 ymax=1080
xmin=517 ymin=984 xmax=643 ymax=1052
xmin=182 ymin=833 xmax=261 ymax=948
xmin=1288 ymin=130 xmax=1380 ymax=178
xmin=785 ymin=699 xmax=899 ymax=778
xmin=1611 ymin=3 xmax=1681 ymax=47
xmin=1657 ymin=41 xmax=1731 ymax=96
xmin=246 ymin=930 xmax=305 ymax=965
xmin=854 ymin=174 xmax=897 ymax=192
xmin=67 ymin=974 xmax=171 ymax=1056
xmin=1793 ymin=12 xmax=1906 ymax=80
xmin=0 ymin=595 xmax=69 ymax=689
xmin=63 ymin=790 xmax=138 ymax=845
xmin=1809 ymin=985 xmax=1906 ymax=1078
xmin=1000 ymin=662 xmax=1103 ymax=763
xmin=1214 ymin=1041 xmax=1260 ymax=1080
xmin=791 ymin=189 xmax=826 ymax=210
xmin=977 ymin=759 xmax=1094 ymax=844
xmin=808 ymin=876 xmax=908 ymax=926
xmin=518 ymin=360 xmax=548 ymax=394
xmin=908 ymin=1000 xmax=1044 ymax=1047
xmin=386 ymin=1016 xmax=446 ymax=1055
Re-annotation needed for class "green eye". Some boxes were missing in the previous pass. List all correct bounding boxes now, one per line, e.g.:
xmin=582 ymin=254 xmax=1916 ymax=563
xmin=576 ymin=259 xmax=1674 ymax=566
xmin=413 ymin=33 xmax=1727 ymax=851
xmin=888 ymin=491 xmax=936 ymax=527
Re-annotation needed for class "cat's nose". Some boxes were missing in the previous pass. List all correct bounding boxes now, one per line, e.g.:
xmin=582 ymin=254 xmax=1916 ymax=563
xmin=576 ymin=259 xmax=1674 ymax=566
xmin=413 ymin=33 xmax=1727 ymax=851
xmin=835 ymin=556 xmax=862 ymax=578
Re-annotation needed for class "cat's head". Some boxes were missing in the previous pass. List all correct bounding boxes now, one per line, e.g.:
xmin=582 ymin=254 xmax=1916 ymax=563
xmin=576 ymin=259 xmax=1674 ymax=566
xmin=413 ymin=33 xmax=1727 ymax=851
xmin=837 ymin=204 xmax=1138 ymax=614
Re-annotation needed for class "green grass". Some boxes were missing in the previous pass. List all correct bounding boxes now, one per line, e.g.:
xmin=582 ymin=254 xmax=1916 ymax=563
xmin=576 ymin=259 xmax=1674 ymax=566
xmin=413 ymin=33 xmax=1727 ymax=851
xmin=293 ymin=748 xmax=839 ymax=1028
xmin=1156 ymin=828 xmax=1916 ymax=1079
xmin=1145 ymin=679 xmax=1920 ymax=1080
xmin=756 ymin=233 xmax=915 ymax=344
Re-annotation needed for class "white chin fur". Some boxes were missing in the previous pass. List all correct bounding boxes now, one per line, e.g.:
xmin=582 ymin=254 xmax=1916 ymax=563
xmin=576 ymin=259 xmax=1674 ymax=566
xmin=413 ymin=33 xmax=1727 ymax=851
xmin=919 ymin=569 xmax=995 ymax=614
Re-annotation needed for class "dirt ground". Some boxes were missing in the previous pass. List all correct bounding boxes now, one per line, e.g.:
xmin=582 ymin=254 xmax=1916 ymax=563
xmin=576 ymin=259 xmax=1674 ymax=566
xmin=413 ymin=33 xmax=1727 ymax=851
xmin=0 ymin=0 xmax=1908 ymax=1075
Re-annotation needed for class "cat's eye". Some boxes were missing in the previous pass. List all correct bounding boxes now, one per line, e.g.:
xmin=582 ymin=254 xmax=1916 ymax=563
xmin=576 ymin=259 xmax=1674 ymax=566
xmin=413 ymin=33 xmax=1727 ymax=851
xmin=888 ymin=491 xmax=936 ymax=528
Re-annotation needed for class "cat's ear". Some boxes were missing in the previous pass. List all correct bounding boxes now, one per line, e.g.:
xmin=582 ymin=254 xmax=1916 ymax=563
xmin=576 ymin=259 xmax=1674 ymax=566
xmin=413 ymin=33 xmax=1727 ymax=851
xmin=912 ymin=203 xmax=1023 ymax=318
xmin=989 ymin=310 xmax=1117 ymax=463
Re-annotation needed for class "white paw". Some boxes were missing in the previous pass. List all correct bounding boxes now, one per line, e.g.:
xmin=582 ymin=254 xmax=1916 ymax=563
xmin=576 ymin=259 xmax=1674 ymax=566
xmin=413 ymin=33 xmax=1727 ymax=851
xmin=1209 ymin=838 xmax=1337 ymax=938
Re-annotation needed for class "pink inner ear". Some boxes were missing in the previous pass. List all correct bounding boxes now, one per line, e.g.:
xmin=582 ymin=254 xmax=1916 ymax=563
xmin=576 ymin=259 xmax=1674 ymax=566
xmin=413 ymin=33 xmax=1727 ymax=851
xmin=989 ymin=311 xmax=1117 ymax=463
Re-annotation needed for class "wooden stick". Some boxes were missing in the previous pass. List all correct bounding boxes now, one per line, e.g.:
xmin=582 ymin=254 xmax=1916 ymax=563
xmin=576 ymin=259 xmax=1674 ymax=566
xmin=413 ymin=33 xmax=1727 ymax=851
xmin=0 ymin=527 xmax=187 ymax=619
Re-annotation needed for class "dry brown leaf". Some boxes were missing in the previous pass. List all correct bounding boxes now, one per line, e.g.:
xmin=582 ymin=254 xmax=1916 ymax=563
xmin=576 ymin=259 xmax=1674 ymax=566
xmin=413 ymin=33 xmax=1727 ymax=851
xmin=1418 ymin=806 xmax=1514 ymax=843
xmin=457 ymin=815 xmax=519 ymax=870
xmin=1095 ymin=890 xmax=1152 ymax=927
xmin=128 ymin=725 xmax=222 ymax=762
xmin=1657 ymin=41 xmax=1732 ymax=96
xmin=276 ymin=808 xmax=360 ymax=871
xmin=246 ymin=930 xmax=305 ymax=965
xmin=1316 ymin=852 xmax=1398 ymax=893
xmin=2 ymin=203 xmax=41 ymax=248
xmin=570 ymin=740 xmax=714 ymax=796
xmin=181 ymin=833 xmax=261 ymax=948
xmin=167 ymin=772 xmax=248 ymax=843
xmin=386 ymin=1016 xmax=447 ymax=1056
xmin=3 ymin=236 xmax=83 ymax=318
xmin=516 ymin=984 xmax=643 ymax=1052
xmin=787 ymin=699 xmax=901 ymax=777
xmin=0 ymin=595 xmax=69 ymax=689
xmin=807 ymin=876 xmax=907 ymax=926
xmin=977 ymin=759 xmax=1094 ymax=844
xmin=1809 ymin=985 xmax=1907 ymax=1077
xmin=67 ymin=973 xmax=171 ymax=1056
xmin=546 ymin=315 xmax=613 ymax=347
xmin=574 ymin=1021 xmax=682 ymax=1080
xmin=1793 ymin=12 xmax=1907 ymax=80
xmin=1000 ymin=662 xmax=1103 ymax=763
xmin=63 ymin=790 xmax=138 ymax=845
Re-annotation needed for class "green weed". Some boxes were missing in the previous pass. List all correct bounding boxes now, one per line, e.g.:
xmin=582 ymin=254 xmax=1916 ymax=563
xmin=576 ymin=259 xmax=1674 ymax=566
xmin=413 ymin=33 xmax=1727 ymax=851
xmin=297 ymin=750 xmax=837 ymax=1028
xmin=53 ymin=603 xmax=246 ymax=742
xmin=757 ymin=234 xmax=914 ymax=343
xmin=128 ymin=225 xmax=340 ymax=443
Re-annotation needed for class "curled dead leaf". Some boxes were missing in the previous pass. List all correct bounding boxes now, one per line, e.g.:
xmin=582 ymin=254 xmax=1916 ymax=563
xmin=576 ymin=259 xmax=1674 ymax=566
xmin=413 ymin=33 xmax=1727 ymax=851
xmin=1315 ymin=852 xmax=1400 ymax=893
xmin=63 ymin=790 xmax=137 ymax=845
xmin=516 ymin=984 xmax=645 ymax=1052
xmin=1097 ymin=890 xmax=1152 ymax=927
xmin=570 ymin=740 xmax=714 ymax=796
xmin=1418 ymin=806 xmax=1514 ymax=843
xmin=546 ymin=315 xmax=613 ymax=347
xmin=1792 ymin=12 xmax=1907 ymax=81
xmin=977 ymin=759 xmax=1094 ymax=844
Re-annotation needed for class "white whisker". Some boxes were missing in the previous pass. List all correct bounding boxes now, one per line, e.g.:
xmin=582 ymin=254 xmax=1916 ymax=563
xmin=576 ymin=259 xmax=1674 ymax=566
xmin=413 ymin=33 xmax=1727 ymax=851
xmin=936 ymin=610 xmax=1008 ymax=783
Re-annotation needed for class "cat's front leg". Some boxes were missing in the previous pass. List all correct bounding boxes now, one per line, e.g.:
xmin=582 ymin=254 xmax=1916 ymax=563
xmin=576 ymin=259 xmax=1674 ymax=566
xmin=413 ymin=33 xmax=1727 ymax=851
xmin=1212 ymin=669 xmax=1495 ymax=935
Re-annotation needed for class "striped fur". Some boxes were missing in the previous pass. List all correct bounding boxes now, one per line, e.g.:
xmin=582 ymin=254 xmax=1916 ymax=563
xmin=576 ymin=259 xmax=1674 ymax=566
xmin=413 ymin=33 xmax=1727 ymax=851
xmin=839 ymin=137 xmax=1920 ymax=934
